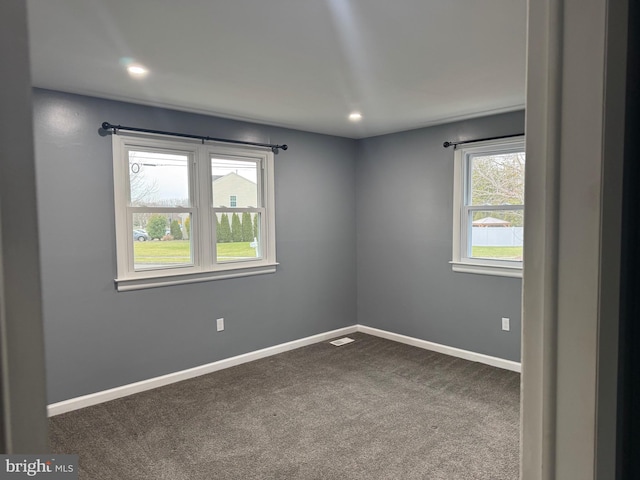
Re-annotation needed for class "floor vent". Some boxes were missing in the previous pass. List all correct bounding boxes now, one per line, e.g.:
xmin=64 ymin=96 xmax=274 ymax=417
xmin=330 ymin=337 xmax=355 ymax=346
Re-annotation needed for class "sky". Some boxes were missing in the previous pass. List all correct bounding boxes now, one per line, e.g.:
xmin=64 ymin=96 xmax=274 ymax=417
xmin=129 ymin=151 xmax=258 ymax=203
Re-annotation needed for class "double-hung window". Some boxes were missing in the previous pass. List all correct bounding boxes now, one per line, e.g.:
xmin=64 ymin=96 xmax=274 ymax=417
xmin=112 ymin=133 xmax=276 ymax=291
xmin=451 ymin=136 xmax=525 ymax=277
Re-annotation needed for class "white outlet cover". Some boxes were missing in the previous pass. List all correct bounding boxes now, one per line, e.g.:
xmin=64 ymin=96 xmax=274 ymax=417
xmin=216 ymin=318 xmax=224 ymax=331
xmin=330 ymin=337 xmax=355 ymax=346
xmin=501 ymin=317 xmax=510 ymax=331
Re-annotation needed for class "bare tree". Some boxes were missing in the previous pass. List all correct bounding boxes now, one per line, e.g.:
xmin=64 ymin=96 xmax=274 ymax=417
xmin=470 ymin=152 xmax=525 ymax=226
xmin=129 ymin=168 xmax=159 ymax=206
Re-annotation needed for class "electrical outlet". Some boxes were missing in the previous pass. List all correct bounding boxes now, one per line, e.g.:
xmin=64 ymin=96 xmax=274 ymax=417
xmin=501 ymin=317 xmax=510 ymax=331
xmin=216 ymin=318 xmax=224 ymax=332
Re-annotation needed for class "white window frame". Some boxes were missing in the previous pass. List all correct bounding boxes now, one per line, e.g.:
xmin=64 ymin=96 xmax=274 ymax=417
xmin=451 ymin=136 xmax=525 ymax=278
xmin=112 ymin=132 xmax=277 ymax=291
xmin=229 ymin=195 xmax=237 ymax=207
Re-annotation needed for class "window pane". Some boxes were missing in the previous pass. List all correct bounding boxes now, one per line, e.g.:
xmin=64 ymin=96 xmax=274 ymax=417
xmin=211 ymin=158 xmax=258 ymax=207
xmin=470 ymin=151 xmax=525 ymax=206
xmin=129 ymin=150 xmax=190 ymax=207
xmin=132 ymin=212 xmax=193 ymax=270
xmin=468 ymin=210 xmax=523 ymax=261
xmin=214 ymin=212 xmax=261 ymax=262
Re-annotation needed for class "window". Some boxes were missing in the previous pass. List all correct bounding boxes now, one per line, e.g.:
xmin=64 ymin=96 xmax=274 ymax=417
xmin=112 ymin=133 xmax=276 ymax=291
xmin=451 ymin=137 xmax=525 ymax=277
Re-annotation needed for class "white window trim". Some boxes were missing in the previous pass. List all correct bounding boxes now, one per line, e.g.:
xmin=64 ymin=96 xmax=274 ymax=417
xmin=451 ymin=136 xmax=525 ymax=278
xmin=112 ymin=132 xmax=277 ymax=291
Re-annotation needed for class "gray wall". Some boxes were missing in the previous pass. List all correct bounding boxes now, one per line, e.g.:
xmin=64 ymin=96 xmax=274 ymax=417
xmin=33 ymin=89 xmax=357 ymax=403
xmin=34 ymin=89 xmax=524 ymax=404
xmin=356 ymin=112 xmax=524 ymax=362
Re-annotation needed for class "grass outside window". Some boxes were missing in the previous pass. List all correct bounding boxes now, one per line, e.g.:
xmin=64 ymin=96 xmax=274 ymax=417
xmin=134 ymin=240 xmax=257 ymax=265
xmin=471 ymin=246 xmax=523 ymax=261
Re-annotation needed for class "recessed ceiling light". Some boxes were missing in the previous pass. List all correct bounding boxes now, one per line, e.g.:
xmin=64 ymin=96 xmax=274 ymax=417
xmin=348 ymin=112 xmax=362 ymax=122
xmin=127 ymin=64 xmax=148 ymax=78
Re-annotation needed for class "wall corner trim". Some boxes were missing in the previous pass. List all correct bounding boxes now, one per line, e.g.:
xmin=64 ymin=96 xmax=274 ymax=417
xmin=48 ymin=324 xmax=520 ymax=416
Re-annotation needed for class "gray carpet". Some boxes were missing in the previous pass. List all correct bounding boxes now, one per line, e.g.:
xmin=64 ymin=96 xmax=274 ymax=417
xmin=49 ymin=333 xmax=520 ymax=479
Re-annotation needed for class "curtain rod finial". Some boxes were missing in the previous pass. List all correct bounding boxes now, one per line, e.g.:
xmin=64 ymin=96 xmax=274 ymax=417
xmin=443 ymin=141 xmax=452 ymax=148
xmin=272 ymin=145 xmax=288 ymax=154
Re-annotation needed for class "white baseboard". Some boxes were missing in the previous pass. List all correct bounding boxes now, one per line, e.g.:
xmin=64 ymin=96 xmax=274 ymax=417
xmin=48 ymin=324 xmax=520 ymax=416
xmin=47 ymin=325 xmax=357 ymax=417
xmin=356 ymin=325 xmax=521 ymax=373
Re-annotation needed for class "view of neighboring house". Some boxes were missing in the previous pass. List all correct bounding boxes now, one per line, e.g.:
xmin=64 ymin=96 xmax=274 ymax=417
xmin=212 ymin=172 xmax=257 ymax=208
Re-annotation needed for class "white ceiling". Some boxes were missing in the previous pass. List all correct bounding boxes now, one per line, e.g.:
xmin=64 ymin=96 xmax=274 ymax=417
xmin=26 ymin=0 xmax=527 ymax=139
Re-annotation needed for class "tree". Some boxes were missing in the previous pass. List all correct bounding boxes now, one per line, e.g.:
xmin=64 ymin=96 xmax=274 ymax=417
xmin=470 ymin=152 xmax=525 ymax=226
xmin=253 ymin=214 xmax=259 ymax=240
xmin=170 ymin=220 xmax=183 ymax=240
xmin=133 ymin=212 xmax=152 ymax=230
xmin=242 ymin=212 xmax=253 ymax=241
xmin=218 ymin=213 xmax=231 ymax=243
xmin=231 ymin=213 xmax=243 ymax=242
xmin=147 ymin=214 xmax=167 ymax=240
xmin=184 ymin=216 xmax=191 ymax=239
xmin=129 ymin=168 xmax=159 ymax=206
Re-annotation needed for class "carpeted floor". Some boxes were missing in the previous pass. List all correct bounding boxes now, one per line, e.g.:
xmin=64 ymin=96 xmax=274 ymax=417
xmin=49 ymin=333 xmax=520 ymax=479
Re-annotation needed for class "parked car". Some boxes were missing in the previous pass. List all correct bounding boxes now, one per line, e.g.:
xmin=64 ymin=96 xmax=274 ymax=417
xmin=133 ymin=229 xmax=149 ymax=242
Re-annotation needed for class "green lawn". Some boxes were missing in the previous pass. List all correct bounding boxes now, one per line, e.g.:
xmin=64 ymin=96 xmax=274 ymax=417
xmin=133 ymin=240 xmax=257 ymax=265
xmin=133 ymin=240 xmax=521 ymax=265
xmin=471 ymin=246 xmax=523 ymax=260
xmin=215 ymin=242 xmax=256 ymax=259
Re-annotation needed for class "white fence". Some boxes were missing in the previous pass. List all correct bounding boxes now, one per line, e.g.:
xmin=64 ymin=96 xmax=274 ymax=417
xmin=472 ymin=227 xmax=523 ymax=247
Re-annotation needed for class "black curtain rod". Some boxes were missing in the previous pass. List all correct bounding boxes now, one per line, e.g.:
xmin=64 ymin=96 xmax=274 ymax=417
xmin=101 ymin=122 xmax=288 ymax=154
xmin=443 ymin=133 xmax=524 ymax=149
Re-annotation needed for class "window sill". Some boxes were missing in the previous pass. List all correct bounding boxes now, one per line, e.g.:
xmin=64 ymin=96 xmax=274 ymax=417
xmin=115 ymin=263 xmax=278 ymax=291
xmin=450 ymin=261 xmax=522 ymax=278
